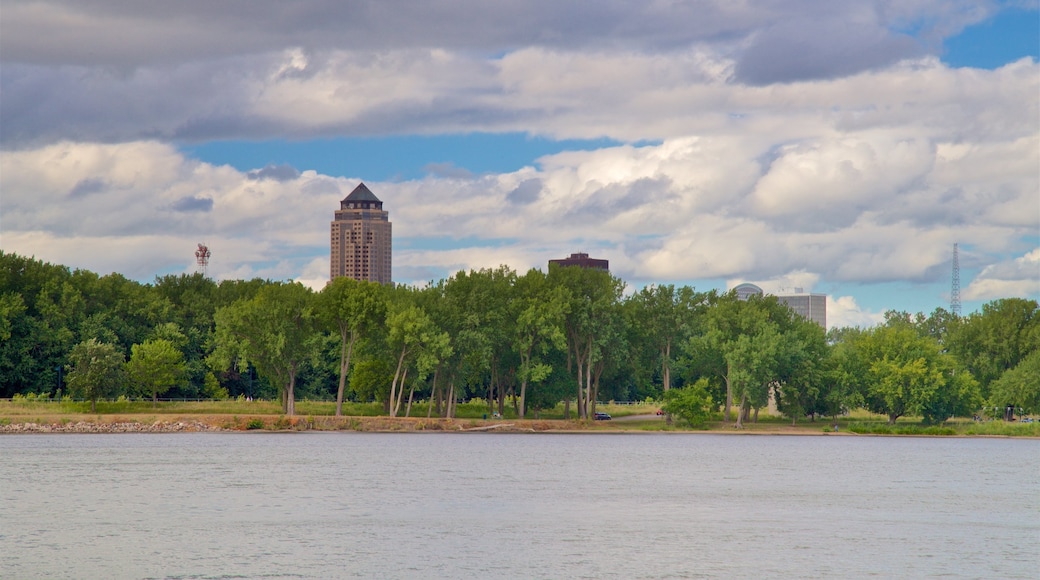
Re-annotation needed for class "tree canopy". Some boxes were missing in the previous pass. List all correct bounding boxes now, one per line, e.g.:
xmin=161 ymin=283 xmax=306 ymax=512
xmin=2 ymin=251 xmax=1037 ymax=425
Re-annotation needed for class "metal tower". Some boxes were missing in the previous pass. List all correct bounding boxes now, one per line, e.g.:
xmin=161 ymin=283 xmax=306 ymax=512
xmin=951 ymin=243 xmax=961 ymax=317
xmin=195 ymin=243 xmax=211 ymax=277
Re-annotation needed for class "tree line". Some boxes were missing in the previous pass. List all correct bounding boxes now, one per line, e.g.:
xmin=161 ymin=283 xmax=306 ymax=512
xmin=2 ymin=251 xmax=1037 ymax=423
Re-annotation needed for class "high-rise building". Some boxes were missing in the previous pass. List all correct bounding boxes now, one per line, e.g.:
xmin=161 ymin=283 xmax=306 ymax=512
xmin=776 ymin=293 xmax=827 ymax=329
xmin=330 ymin=183 xmax=392 ymax=284
xmin=548 ymin=252 xmax=609 ymax=271
xmin=732 ymin=282 xmax=827 ymax=328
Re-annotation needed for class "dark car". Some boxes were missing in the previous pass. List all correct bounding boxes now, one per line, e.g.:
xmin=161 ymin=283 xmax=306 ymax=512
xmin=594 ymin=412 xmax=611 ymax=420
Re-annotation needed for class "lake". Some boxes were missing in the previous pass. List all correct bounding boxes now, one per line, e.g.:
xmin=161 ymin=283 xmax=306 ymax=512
xmin=1 ymin=433 xmax=1037 ymax=579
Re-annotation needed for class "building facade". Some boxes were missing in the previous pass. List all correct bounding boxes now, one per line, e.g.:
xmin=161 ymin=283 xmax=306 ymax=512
xmin=330 ymin=183 xmax=392 ymax=284
xmin=777 ymin=294 xmax=827 ymax=328
xmin=732 ymin=283 xmax=827 ymax=328
xmin=548 ymin=252 xmax=609 ymax=271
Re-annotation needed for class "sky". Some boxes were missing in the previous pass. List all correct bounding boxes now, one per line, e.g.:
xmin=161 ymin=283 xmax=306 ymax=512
xmin=1 ymin=0 xmax=1038 ymax=329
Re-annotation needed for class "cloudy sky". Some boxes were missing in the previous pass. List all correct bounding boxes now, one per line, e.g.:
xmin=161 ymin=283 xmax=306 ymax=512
xmin=2 ymin=0 xmax=1038 ymax=328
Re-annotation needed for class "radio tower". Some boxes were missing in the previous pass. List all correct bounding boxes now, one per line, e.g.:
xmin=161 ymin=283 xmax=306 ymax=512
xmin=950 ymin=243 xmax=961 ymax=317
xmin=195 ymin=243 xmax=211 ymax=277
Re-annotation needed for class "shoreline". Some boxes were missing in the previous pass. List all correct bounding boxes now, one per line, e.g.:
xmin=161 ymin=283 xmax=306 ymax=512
xmin=1 ymin=415 xmax=1034 ymax=437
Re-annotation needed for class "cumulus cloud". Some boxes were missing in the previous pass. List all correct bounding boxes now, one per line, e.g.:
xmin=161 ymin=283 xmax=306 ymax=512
xmin=2 ymin=1 xmax=996 ymax=69
xmin=2 ymin=105 xmax=1035 ymax=303
xmin=1 ymin=2 xmax=1021 ymax=147
xmin=828 ymin=295 xmax=887 ymax=329
xmin=1 ymin=0 xmax=1035 ymax=316
xmin=964 ymin=248 xmax=1040 ymax=301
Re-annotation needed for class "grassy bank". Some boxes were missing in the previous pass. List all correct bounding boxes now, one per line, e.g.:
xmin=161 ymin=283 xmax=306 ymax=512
xmin=2 ymin=397 xmax=1037 ymax=436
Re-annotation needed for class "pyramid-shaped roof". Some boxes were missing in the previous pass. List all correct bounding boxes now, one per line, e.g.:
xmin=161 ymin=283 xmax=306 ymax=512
xmin=343 ymin=182 xmax=381 ymax=203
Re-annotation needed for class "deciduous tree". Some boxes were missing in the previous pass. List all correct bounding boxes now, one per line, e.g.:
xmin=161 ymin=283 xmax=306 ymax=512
xmin=66 ymin=338 xmax=126 ymax=412
xmin=211 ymin=282 xmax=317 ymax=415
xmin=127 ymin=338 xmax=187 ymax=406
xmin=318 ymin=277 xmax=387 ymax=415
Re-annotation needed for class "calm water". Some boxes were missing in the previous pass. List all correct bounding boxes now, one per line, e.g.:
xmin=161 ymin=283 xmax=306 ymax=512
xmin=1 ymin=433 xmax=1037 ymax=579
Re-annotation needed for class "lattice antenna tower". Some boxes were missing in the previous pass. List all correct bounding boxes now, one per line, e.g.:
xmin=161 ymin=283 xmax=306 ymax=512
xmin=195 ymin=243 xmax=212 ymax=278
xmin=950 ymin=243 xmax=961 ymax=317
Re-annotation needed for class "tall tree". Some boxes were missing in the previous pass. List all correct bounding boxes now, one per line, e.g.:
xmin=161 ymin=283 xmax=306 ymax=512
xmin=549 ymin=264 xmax=625 ymax=420
xmin=66 ymin=338 xmax=126 ymax=412
xmin=628 ymin=284 xmax=703 ymax=392
xmin=318 ymin=277 xmax=387 ymax=416
xmin=385 ymin=294 xmax=452 ymax=417
xmin=858 ymin=321 xmax=950 ymax=424
xmin=947 ymin=298 xmax=1039 ymax=396
xmin=774 ymin=317 xmax=831 ymax=424
xmin=986 ymin=350 xmax=1040 ymax=415
xmin=211 ymin=282 xmax=317 ymax=415
xmin=126 ymin=338 xmax=187 ymax=406
xmin=511 ymin=269 xmax=568 ymax=418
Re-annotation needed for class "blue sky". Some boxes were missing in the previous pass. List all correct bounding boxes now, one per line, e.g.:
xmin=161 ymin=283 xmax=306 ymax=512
xmin=2 ymin=0 xmax=1037 ymax=328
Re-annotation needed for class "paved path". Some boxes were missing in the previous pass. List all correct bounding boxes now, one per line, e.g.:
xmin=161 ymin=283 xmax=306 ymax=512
xmin=613 ymin=413 xmax=664 ymax=422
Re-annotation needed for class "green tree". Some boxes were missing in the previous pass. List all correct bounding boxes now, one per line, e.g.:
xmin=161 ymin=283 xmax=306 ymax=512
xmin=126 ymin=338 xmax=187 ymax=406
xmin=318 ymin=277 xmax=387 ymax=416
xmin=947 ymin=298 xmax=1039 ymax=397
xmin=385 ymin=297 xmax=452 ymax=417
xmin=774 ymin=317 xmax=831 ymax=424
xmin=691 ymin=292 xmax=786 ymax=425
xmin=511 ymin=269 xmax=568 ymax=418
xmin=549 ymin=264 xmax=626 ymax=420
xmin=662 ymin=378 xmax=714 ymax=427
xmin=211 ymin=282 xmax=317 ymax=415
xmin=987 ymin=350 xmax=1040 ymax=415
xmin=859 ymin=322 xmax=952 ymax=424
xmin=66 ymin=339 xmax=126 ymax=411
xmin=628 ymin=284 xmax=703 ymax=392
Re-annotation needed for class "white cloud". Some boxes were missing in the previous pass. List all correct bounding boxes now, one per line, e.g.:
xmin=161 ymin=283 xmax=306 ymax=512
xmin=827 ymin=295 xmax=887 ymax=329
xmin=964 ymin=248 xmax=1040 ymax=301
xmin=1 ymin=2 xmax=1035 ymax=316
xmin=3 ymin=89 xmax=1036 ymax=303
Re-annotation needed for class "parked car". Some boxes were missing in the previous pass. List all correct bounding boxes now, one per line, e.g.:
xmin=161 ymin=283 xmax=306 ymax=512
xmin=656 ymin=409 xmax=665 ymax=415
xmin=594 ymin=412 xmax=612 ymax=420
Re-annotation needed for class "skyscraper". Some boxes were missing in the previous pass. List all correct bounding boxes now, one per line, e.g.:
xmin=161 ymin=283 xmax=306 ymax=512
xmin=330 ymin=183 xmax=392 ymax=284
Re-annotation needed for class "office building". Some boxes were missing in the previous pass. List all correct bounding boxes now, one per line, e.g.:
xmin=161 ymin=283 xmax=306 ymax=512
xmin=549 ymin=252 xmax=609 ymax=271
xmin=732 ymin=283 xmax=826 ymax=328
xmin=330 ymin=183 xmax=392 ymax=284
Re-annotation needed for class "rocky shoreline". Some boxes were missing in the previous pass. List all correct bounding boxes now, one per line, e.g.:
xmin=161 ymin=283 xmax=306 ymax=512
xmin=1 ymin=420 xmax=225 ymax=433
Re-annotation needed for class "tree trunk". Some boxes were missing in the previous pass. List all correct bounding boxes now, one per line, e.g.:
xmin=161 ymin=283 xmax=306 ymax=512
xmin=388 ymin=346 xmax=408 ymax=418
xmin=447 ymin=380 xmax=455 ymax=419
xmin=564 ymin=398 xmax=570 ymax=420
xmin=753 ymin=406 xmax=759 ymax=423
xmin=723 ymin=365 xmax=733 ymax=423
xmin=888 ymin=413 xmax=899 ymax=425
xmin=405 ymin=380 xmax=416 ymax=417
xmin=662 ymin=340 xmax=671 ymax=391
xmin=335 ymin=330 xmax=357 ymax=417
xmin=393 ymin=366 xmax=409 ymax=417
xmin=519 ymin=378 xmax=528 ymax=420
xmin=591 ymin=357 xmax=604 ymax=415
xmin=584 ymin=336 xmax=594 ymax=419
xmin=575 ymin=351 xmax=585 ymax=420
xmin=735 ymin=391 xmax=747 ymax=428
xmin=427 ymin=368 xmax=439 ymax=419
xmin=286 ymin=373 xmax=296 ymax=417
